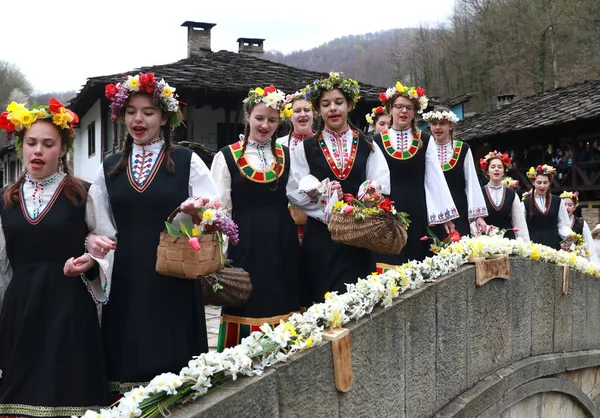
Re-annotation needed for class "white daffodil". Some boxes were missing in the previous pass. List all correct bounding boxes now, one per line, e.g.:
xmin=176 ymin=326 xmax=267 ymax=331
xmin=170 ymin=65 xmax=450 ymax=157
xmin=125 ymin=75 xmax=140 ymax=92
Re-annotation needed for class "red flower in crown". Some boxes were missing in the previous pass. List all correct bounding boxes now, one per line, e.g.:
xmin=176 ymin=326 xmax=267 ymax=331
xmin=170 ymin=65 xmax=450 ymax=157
xmin=139 ymin=73 xmax=156 ymax=94
xmin=379 ymin=92 xmax=387 ymax=103
xmin=105 ymin=84 xmax=118 ymax=100
xmin=479 ymin=158 xmax=488 ymax=170
xmin=536 ymin=164 xmax=543 ymax=172
xmin=375 ymin=106 xmax=384 ymax=115
xmin=416 ymin=87 xmax=425 ymax=97
xmin=264 ymin=85 xmax=276 ymax=95
xmin=0 ymin=112 xmax=15 ymax=132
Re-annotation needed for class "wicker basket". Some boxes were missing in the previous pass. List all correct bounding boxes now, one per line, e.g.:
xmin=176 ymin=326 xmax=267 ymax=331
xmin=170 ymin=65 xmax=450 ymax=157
xmin=289 ymin=206 xmax=308 ymax=225
xmin=328 ymin=211 xmax=407 ymax=254
xmin=201 ymin=267 xmax=252 ymax=307
xmin=156 ymin=208 xmax=224 ymax=279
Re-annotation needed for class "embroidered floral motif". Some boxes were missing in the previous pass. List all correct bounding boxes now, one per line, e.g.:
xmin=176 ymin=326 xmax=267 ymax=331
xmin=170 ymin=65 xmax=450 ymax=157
xmin=127 ymin=141 xmax=166 ymax=193
xmin=247 ymin=140 xmax=271 ymax=170
xmin=468 ymin=206 xmax=489 ymax=219
xmin=485 ymin=184 xmax=506 ymax=211
xmin=19 ymin=177 xmax=66 ymax=225
xmin=229 ymin=141 xmax=285 ymax=183
xmin=24 ymin=171 xmax=60 ymax=219
xmin=438 ymin=141 xmax=464 ymax=171
xmin=429 ymin=207 xmax=459 ymax=224
xmin=318 ymin=128 xmax=359 ymax=180
xmin=381 ymin=129 xmax=421 ymax=160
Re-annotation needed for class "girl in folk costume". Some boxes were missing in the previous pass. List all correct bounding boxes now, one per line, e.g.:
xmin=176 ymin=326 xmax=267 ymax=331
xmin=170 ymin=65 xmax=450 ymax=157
xmin=84 ymin=73 xmax=218 ymax=394
xmin=212 ymin=85 xmax=300 ymax=350
xmin=372 ymin=83 xmax=458 ymax=263
xmin=0 ymin=100 xmax=109 ymax=416
xmin=560 ymin=191 xmax=598 ymax=262
xmin=277 ymin=90 xmax=315 ymax=245
xmin=287 ymin=72 xmax=391 ymax=302
xmin=365 ymin=106 xmax=390 ymax=134
xmin=522 ymin=165 xmax=573 ymax=250
xmin=424 ymin=107 xmax=488 ymax=237
xmin=591 ymin=224 xmax=600 ymax=260
xmin=478 ymin=151 xmax=530 ymax=241
xmin=276 ymin=90 xmax=315 ymax=153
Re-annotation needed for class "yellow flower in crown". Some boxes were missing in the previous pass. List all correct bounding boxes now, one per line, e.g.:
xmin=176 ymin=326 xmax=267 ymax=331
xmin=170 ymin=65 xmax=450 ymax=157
xmin=52 ymin=107 xmax=74 ymax=129
xmin=408 ymin=88 xmax=418 ymax=99
xmin=395 ymin=81 xmax=405 ymax=94
xmin=125 ymin=75 xmax=140 ymax=92
xmin=13 ymin=108 xmax=36 ymax=130
xmin=283 ymin=103 xmax=293 ymax=119
xmin=161 ymin=83 xmax=175 ymax=98
xmin=254 ymin=87 xmax=265 ymax=96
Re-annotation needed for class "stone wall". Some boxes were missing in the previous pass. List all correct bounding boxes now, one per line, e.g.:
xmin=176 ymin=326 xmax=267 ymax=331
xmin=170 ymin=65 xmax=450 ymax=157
xmin=171 ymin=258 xmax=600 ymax=418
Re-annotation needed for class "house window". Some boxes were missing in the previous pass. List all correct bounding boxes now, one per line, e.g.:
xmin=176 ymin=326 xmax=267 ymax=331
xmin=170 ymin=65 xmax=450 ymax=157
xmin=88 ymin=122 xmax=96 ymax=157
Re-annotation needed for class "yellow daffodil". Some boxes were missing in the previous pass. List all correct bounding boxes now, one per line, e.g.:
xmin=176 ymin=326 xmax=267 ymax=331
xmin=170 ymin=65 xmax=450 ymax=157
xmin=395 ymin=81 xmax=405 ymax=93
xmin=255 ymin=87 xmax=264 ymax=96
xmin=531 ymin=248 xmax=540 ymax=260
xmin=283 ymin=103 xmax=293 ymax=119
xmin=305 ymin=336 xmax=313 ymax=348
xmin=15 ymin=108 xmax=35 ymax=129
xmin=192 ymin=227 xmax=199 ymax=237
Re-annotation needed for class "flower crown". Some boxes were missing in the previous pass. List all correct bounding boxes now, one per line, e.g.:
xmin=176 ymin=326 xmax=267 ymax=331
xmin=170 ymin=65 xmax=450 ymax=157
xmin=501 ymin=177 xmax=520 ymax=190
xmin=0 ymin=98 xmax=79 ymax=145
xmin=560 ymin=191 xmax=579 ymax=205
xmin=379 ymin=81 xmax=428 ymax=114
xmin=105 ymin=72 xmax=183 ymax=128
xmin=479 ymin=150 xmax=511 ymax=170
xmin=282 ymin=90 xmax=310 ymax=119
xmin=365 ymin=106 xmax=388 ymax=126
xmin=422 ymin=110 xmax=459 ymax=124
xmin=304 ymin=72 xmax=360 ymax=110
xmin=527 ymin=164 xmax=557 ymax=179
xmin=243 ymin=85 xmax=286 ymax=114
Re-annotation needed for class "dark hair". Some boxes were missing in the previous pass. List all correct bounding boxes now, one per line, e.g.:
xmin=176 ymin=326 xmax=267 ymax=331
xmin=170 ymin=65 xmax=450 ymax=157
xmin=108 ymin=95 xmax=176 ymax=176
xmin=387 ymin=94 xmax=421 ymax=140
xmin=528 ymin=174 xmax=552 ymax=218
xmin=241 ymin=101 xmax=281 ymax=191
xmin=432 ymin=105 xmax=455 ymax=141
xmin=286 ymin=98 xmax=314 ymax=147
xmin=3 ymin=120 xmax=88 ymax=207
xmin=484 ymin=157 xmax=506 ymax=178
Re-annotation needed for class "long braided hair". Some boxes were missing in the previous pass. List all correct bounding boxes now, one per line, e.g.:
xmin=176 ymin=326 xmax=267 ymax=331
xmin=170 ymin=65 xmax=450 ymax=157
xmin=108 ymin=122 xmax=175 ymax=176
xmin=528 ymin=174 xmax=552 ymax=218
xmin=241 ymin=102 xmax=281 ymax=191
xmin=3 ymin=121 xmax=88 ymax=207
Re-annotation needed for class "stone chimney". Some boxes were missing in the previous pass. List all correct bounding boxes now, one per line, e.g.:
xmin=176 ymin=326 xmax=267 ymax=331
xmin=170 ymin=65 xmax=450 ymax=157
xmin=181 ymin=21 xmax=216 ymax=57
xmin=496 ymin=94 xmax=516 ymax=109
xmin=237 ymin=38 xmax=265 ymax=58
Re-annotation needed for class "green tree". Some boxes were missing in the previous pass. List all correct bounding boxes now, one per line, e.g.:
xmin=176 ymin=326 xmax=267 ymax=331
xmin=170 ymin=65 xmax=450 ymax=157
xmin=0 ymin=61 xmax=32 ymax=110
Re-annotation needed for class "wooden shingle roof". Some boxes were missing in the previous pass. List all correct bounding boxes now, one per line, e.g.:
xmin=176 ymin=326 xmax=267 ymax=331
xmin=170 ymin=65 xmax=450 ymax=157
xmin=455 ymin=79 xmax=600 ymax=141
xmin=69 ymin=51 xmax=384 ymax=116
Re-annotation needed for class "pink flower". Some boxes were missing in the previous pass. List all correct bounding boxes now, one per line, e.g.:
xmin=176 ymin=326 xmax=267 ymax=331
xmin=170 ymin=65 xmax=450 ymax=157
xmin=513 ymin=227 xmax=520 ymax=232
xmin=420 ymin=236 xmax=428 ymax=241
xmin=343 ymin=206 xmax=354 ymax=214
xmin=188 ymin=237 xmax=201 ymax=251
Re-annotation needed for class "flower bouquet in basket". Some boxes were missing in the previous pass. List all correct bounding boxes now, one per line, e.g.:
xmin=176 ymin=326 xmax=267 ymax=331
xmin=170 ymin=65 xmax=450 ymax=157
xmin=327 ymin=180 xmax=410 ymax=254
xmin=156 ymin=199 xmax=239 ymax=280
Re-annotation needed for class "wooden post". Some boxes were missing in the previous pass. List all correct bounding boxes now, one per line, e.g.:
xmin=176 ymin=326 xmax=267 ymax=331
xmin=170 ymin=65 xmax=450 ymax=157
xmin=322 ymin=328 xmax=352 ymax=392
xmin=562 ymin=265 xmax=569 ymax=295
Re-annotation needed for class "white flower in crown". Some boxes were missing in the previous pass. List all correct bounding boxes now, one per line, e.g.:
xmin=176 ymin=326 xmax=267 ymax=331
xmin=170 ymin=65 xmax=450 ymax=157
xmin=418 ymin=95 xmax=429 ymax=113
xmin=385 ymin=87 xmax=396 ymax=99
xmin=262 ymin=90 xmax=286 ymax=109
xmin=161 ymin=82 xmax=176 ymax=98
xmin=125 ymin=75 xmax=140 ymax=92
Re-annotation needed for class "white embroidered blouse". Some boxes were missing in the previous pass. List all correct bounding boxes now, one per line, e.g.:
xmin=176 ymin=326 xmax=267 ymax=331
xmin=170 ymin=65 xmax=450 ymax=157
xmin=286 ymin=127 xmax=390 ymax=224
xmin=83 ymin=139 xmax=218 ymax=304
xmin=478 ymin=184 xmax=530 ymax=241
xmin=569 ymin=215 xmax=599 ymax=262
xmin=0 ymin=171 xmax=67 ymax=312
xmin=430 ymin=139 xmax=489 ymax=221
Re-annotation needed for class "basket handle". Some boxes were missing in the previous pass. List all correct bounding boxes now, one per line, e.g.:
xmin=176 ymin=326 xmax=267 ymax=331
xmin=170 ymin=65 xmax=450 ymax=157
xmin=167 ymin=207 xmax=182 ymax=223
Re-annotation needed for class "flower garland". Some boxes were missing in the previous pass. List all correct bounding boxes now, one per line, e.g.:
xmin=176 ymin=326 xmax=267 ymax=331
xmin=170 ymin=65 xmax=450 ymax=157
xmin=281 ymin=90 xmax=309 ymax=119
xmin=560 ymin=191 xmax=579 ymax=206
xmin=76 ymin=235 xmax=600 ymax=418
xmin=365 ymin=106 xmax=388 ymax=126
xmin=105 ymin=72 xmax=183 ymax=127
xmin=479 ymin=150 xmax=511 ymax=170
xmin=379 ymin=81 xmax=428 ymax=114
xmin=501 ymin=177 xmax=520 ymax=190
xmin=527 ymin=164 xmax=556 ymax=179
xmin=243 ymin=85 xmax=287 ymax=113
xmin=422 ymin=109 xmax=459 ymax=123
xmin=0 ymin=98 xmax=79 ymax=146
xmin=304 ymin=72 xmax=360 ymax=110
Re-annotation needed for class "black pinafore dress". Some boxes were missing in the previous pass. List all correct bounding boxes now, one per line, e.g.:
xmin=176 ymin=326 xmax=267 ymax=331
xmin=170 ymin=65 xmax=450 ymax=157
xmin=372 ymin=129 xmax=430 ymax=263
xmin=572 ymin=216 xmax=584 ymax=235
xmin=217 ymin=141 xmax=300 ymax=350
xmin=0 ymin=181 xmax=109 ymax=417
xmin=482 ymin=185 xmax=516 ymax=240
xmin=102 ymin=146 xmax=208 ymax=394
xmin=302 ymin=131 xmax=371 ymax=303
xmin=524 ymin=194 xmax=562 ymax=249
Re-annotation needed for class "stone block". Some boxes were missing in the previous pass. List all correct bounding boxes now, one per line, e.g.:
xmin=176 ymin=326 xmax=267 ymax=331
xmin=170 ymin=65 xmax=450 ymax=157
xmin=173 ymin=369 xmax=279 ymax=418
xmin=570 ymin=272 xmax=588 ymax=351
xmin=275 ymin=342 xmax=339 ymax=418
xmin=435 ymin=269 xmax=469 ymax=410
xmin=587 ymin=279 xmax=600 ymax=349
xmin=338 ymin=303 xmax=406 ymax=418
xmin=467 ymin=265 xmax=513 ymax=387
xmin=509 ymin=258 xmax=533 ymax=361
xmin=531 ymin=261 xmax=557 ymax=355
xmin=554 ymin=267 xmax=574 ymax=352
xmin=404 ymin=284 xmax=438 ymax=418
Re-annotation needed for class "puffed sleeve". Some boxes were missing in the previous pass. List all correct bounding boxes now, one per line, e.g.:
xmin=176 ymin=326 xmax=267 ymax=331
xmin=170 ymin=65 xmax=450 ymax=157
xmin=365 ymin=142 xmax=391 ymax=195
xmin=0 ymin=217 xmax=13 ymax=317
xmin=189 ymin=152 xmax=219 ymax=201
xmin=511 ymin=194 xmax=530 ymax=242
xmin=84 ymin=163 xmax=117 ymax=304
xmin=463 ymin=148 xmax=489 ymax=220
xmin=582 ymin=220 xmax=598 ymax=262
xmin=557 ymin=199 xmax=574 ymax=239
xmin=424 ymin=138 xmax=459 ymax=225
xmin=210 ymin=151 xmax=232 ymax=215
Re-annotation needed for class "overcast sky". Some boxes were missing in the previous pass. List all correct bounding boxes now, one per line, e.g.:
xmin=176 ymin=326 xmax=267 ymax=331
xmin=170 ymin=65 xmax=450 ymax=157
xmin=1 ymin=0 xmax=456 ymax=94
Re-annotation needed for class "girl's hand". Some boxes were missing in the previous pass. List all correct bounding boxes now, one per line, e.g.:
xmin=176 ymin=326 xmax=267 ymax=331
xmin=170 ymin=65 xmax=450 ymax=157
xmin=64 ymin=254 xmax=95 ymax=277
xmin=86 ymin=234 xmax=116 ymax=259
xmin=443 ymin=220 xmax=455 ymax=234
xmin=475 ymin=217 xmax=488 ymax=234
xmin=180 ymin=197 xmax=210 ymax=215
xmin=330 ymin=181 xmax=343 ymax=200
